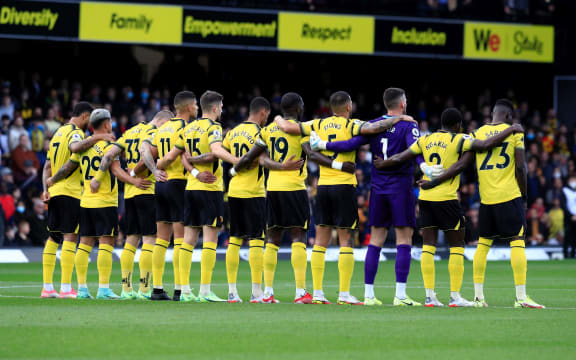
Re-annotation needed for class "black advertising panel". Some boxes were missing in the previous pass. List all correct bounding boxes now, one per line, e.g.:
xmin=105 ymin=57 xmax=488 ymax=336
xmin=375 ymin=19 xmax=463 ymax=56
xmin=182 ymin=9 xmax=277 ymax=48
xmin=0 ymin=1 xmax=79 ymax=38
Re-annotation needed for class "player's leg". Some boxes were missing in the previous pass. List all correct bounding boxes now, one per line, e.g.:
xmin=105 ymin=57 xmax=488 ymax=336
xmin=290 ymin=228 xmax=311 ymax=303
xmin=390 ymin=189 xmax=420 ymax=306
xmin=135 ymin=194 xmax=157 ymax=299
xmin=75 ymin=236 xmax=95 ymax=299
xmin=58 ymin=233 xmax=78 ymax=298
xmin=263 ymin=228 xmax=282 ymax=302
xmin=41 ymin=233 xmax=60 ymax=298
xmin=226 ymin=197 xmax=243 ymax=301
xmin=473 ymin=203 xmax=495 ymax=306
xmin=151 ymin=181 xmax=173 ymax=300
xmin=364 ymin=227 xmax=386 ymax=305
xmin=421 ymin=227 xmax=442 ymax=307
xmin=312 ymin=225 xmax=330 ymax=303
xmin=120 ymin=235 xmax=139 ymax=299
xmin=198 ymin=226 xmax=224 ymax=302
xmin=172 ymin=222 xmax=185 ymax=301
xmin=501 ymin=198 xmax=545 ymax=308
xmin=445 ymin=227 xmax=473 ymax=307
xmin=179 ymin=226 xmax=200 ymax=302
xmin=246 ymin=198 xmax=267 ymax=302
xmin=364 ymin=192 xmax=390 ymax=305
xmin=151 ymin=222 xmax=172 ymax=300
xmin=96 ymin=235 xmax=120 ymax=299
xmin=394 ymin=226 xmax=420 ymax=306
xmin=138 ymin=235 xmax=155 ymax=299
xmin=336 ymin=227 xmax=361 ymax=305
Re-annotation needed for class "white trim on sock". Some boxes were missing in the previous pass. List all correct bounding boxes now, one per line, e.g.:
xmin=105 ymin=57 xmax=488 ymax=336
xmin=295 ymin=288 xmax=306 ymax=298
xmin=474 ymin=283 xmax=484 ymax=299
xmin=229 ymin=283 xmax=237 ymax=294
xmin=61 ymin=284 xmax=71 ymax=293
xmin=264 ymin=286 xmax=274 ymax=296
xmin=99 ymin=284 xmax=109 ymax=289
xmin=200 ymin=284 xmax=210 ymax=296
xmin=425 ymin=288 xmax=435 ymax=298
xmin=515 ymin=285 xmax=526 ymax=300
xmin=313 ymin=289 xmax=324 ymax=298
xmin=43 ymin=283 xmax=54 ymax=292
xmin=395 ymin=282 xmax=407 ymax=299
xmin=364 ymin=284 xmax=375 ymax=299
xmin=181 ymin=285 xmax=191 ymax=294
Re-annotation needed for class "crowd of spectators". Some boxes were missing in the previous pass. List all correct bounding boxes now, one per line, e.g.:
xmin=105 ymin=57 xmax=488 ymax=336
xmin=0 ymin=76 xmax=574 ymax=257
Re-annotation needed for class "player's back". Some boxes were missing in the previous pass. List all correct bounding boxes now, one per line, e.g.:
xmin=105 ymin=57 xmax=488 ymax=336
xmin=75 ymin=139 xmax=118 ymax=208
xmin=155 ymin=118 xmax=186 ymax=181
xmin=180 ymin=118 xmax=223 ymax=192
xmin=223 ymin=122 xmax=265 ymax=198
xmin=411 ymin=131 xmax=468 ymax=201
xmin=369 ymin=116 xmax=420 ymax=193
xmin=117 ymin=122 xmax=156 ymax=199
xmin=262 ymin=120 xmax=307 ymax=191
xmin=302 ymin=115 xmax=362 ymax=186
xmin=48 ymin=123 xmax=84 ymax=199
xmin=472 ymin=123 xmax=523 ymax=205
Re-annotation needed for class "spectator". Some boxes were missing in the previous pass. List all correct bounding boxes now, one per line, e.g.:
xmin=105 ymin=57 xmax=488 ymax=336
xmin=44 ymin=107 xmax=61 ymax=136
xmin=8 ymin=218 xmax=32 ymax=247
xmin=11 ymin=135 xmax=40 ymax=185
xmin=561 ymin=175 xmax=576 ymax=258
xmin=526 ymin=208 xmax=547 ymax=246
xmin=27 ymin=197 xmax=48 ymax=246
xmin=0 ymin=95 xmax=15 ymax=120
xmin=548 ymin=198 xmax=564 ymax=246
xmin=8 ymin=116 xmax=28 ymax=151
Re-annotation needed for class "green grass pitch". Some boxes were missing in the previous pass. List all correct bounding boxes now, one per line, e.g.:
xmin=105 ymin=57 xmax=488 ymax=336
xmin=0 ymin=260 xmax=575 ymax=359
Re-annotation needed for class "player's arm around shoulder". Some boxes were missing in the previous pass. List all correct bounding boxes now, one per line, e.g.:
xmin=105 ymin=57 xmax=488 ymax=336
xmin=468 ymin=123 xmax=524 ymax=151
xmin=301 ymin=141 xmax=355 ymax=174
xmin=359 ymin=115 xmax=417 ymax=135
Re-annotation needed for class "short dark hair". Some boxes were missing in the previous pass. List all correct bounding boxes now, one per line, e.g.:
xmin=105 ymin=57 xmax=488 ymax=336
xmin=383 ymin=88 xmax=405 ymax=110
xmin=329 ymin=91 xmax=352 ymax=111
xmin=173 ymin=91 xmax=196 ymax=110
xmin=72 ymin=102 xmax=93 ymax=117
xmin=249 ymin=97 xmax=271 ymax=114
xmin=441 ymin=108 xmax=462 ymax=128
xmin=200 ymin=90 xmax=224 ymax=112
xmin=494 ymin=99 xmax=514 ymax=115
xmin=280 ymin=92 xmax=303 ymax=114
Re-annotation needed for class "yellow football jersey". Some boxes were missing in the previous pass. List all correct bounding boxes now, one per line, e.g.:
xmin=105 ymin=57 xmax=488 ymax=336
xmin=299 ymin=116 xmax=364 ymax=186
xmin=175 ymin=118 xmax=224 ymax=192
xmin=47 ymin=123 xmax=85 ymax=199
xmin=223 ymin=122 xmax=266 ymax=198
xmin=261 ymin=119 xmax=308 ymax=192
xmin=155 ymin=118 xmax=187 ymax=180
xmin=468 ymin=123 xmax=524 ymax=205
xmin=410 ymin=131 xmax=469 ymax=202
xmin=116 ymin=122 xmax=156 ymax=199
xmin=74 ymin=140 xmax=118 ymax=208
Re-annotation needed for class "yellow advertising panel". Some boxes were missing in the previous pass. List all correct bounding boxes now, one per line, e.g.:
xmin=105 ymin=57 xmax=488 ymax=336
xmin=79 ymin=2 xmax=182 ymax=45
xmin=464 ymin=22 xmax=553 ymax=63
xmin=278 ymin=12 xmax=374 ymax=54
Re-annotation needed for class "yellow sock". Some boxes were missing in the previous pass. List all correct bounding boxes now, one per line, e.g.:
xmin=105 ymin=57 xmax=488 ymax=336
xmin=179 ymin=242 xmax=194 ymax=287
xmin=152 ymin=238 xmax=169 ymax=288
xmin=449 ymin=247 xmax=465 ymax=292
xmin=226 ymin=237 xmax=242 ymax=285
xmin=121 ymin=243 xmax=137 ymax=292
xmin=291 ymin=242 xmax=307 ymax=290
xmin=510 ymin=240 xmax=527 ymax=286
xmin=75 ymin=243 xmax=93 ymax=287
xmin=139 ymin=243 xmax=153 ymax=293
xmin=311 ymin=245 xmax=326 ymax=291
xmin=473 ymin=238 xmax=493 ymax=284
xmin=60 ymin=241 xmax=76 ymax=286
xmin=421 ymin=245 xmax=436 ymax=291
xmin=42 ymin=239 xmax=59 ymax=285
xmin=338 ymin=247 xmax=354 ymax=293
xmin=97 ymin=244 xmax=114 ymax=286
xmin=249 ymin=239 xmax=265 ymax=285
xmin=173 ymin=238 xmax=183 ymax=290
xmin=201 ymin=242 xmax=217 ymax=285
xmin=264 ymin=243 xmax=279 ymax=288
